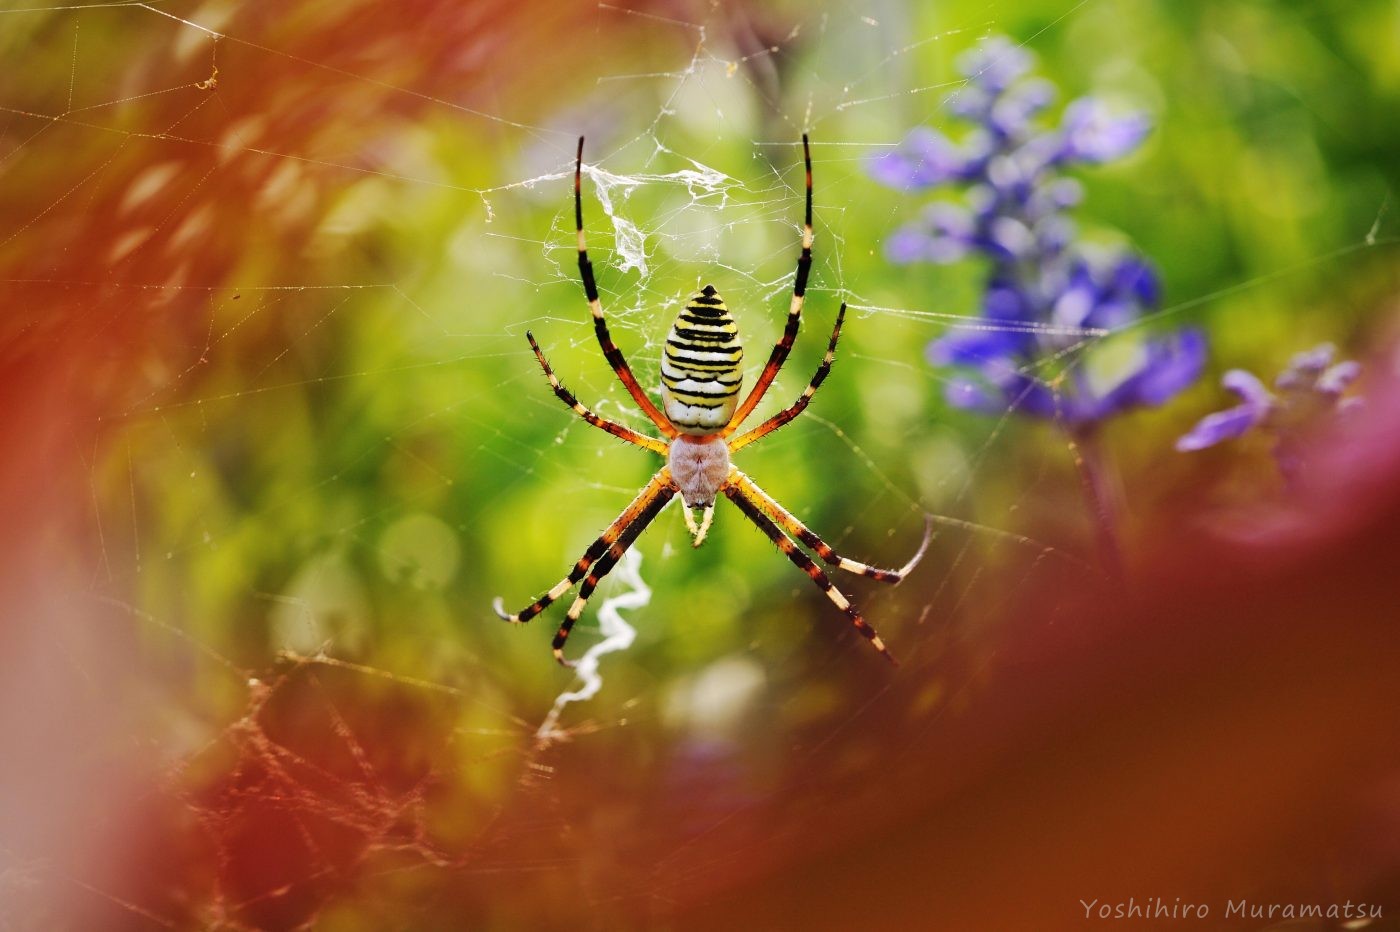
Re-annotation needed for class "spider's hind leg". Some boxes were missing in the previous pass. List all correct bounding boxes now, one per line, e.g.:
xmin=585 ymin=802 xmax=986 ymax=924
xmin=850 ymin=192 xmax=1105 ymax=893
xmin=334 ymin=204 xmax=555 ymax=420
xmin=724 ymin=483 xmax=898 ymax=665
xmin=728 ymin=468 xmax=931 ymax=583
xmin=551 ymin=482 xmax=677 ymax=666
xmin=491 ymin=470 xmax=674 ymax=628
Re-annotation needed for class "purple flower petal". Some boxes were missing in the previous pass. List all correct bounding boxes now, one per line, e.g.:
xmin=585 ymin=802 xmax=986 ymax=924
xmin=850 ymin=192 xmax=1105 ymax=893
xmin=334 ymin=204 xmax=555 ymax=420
xmin=986 ymin=216 xmax=1035 ymax=259
xmin=1338 ymin=396 xmax=1365 ymax=416
xmin=985 ymin=153 xmax=1033 ymax=196
xmin=1109 ymin=255 xmax=1160 ymax=307
xmin=958 ymin=130 xmax=997 ymax=168
xmin=1175 ymin=405 xmax=1264 ymax=451
xmin=1051 ymin=281 xmax=1097 ymax=330
xmin=1034 ymin=216 xmax=1075 ymax=256
xmin=1134 ymin=328 xmax=1208 ymax=405
xmin=983 ymin=277 xmax=1033 ymax=321
xmin=943 ymin=364 xmax=1064 ymax=419
xmin=1317 ymin=359 xmax=1362 ymax=396
xmin=957 ymin=36 xmax=1033 ymax=92
xmin=868 ymin=128 xmax=968 ymax=190
xmin=928 ymin=286 xmax=1038 ymax=365
xmin=1016 ymin=377 xmax=1072 ymax=419
xmin=1026 ymin=179 xmax=1081 ymax=221
xmin=1289 ymin=343 xmax=1336 ymax=374
xmin=1073 ymin=253 xmax=1159 ymax=331
xmin=944 ymin=377 xmax=1004 ymax=413
xmin=883 ymin=204 xmax=975 ymax=264
xmin=1059 ymin=98 xmax=1151 ymax=164
xmin=989 ymin=78 xmax=1057 ymax=137
xmin=1047 ymin=178 xmax=1083 ymax=209
xmin=884 ymin=226 xmax=936 ymax=264
xmin=1221 ymin=369 xmax=1272 ymax=409
xmin=1096 ymin=328 xmax=1207 ymax=416
xmin=964 ymin=182 xmax=998 ymax=219
xmin=945 ymin=86 xmax=992 ymax=122
xmin=1085 ymin=298 xmax=1138 ymax=332
xmin=927 ymin=327 xmax=1032 ymax=367
xmin=1019 ymin=133 xmax=1065 ymax=176
xmin=1275 ymin=343 xmax=1337 ymax=390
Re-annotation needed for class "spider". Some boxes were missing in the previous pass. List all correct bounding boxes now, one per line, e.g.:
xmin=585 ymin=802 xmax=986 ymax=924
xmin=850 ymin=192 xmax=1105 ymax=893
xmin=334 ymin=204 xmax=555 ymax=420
xmin=492 ymin=135 xmax=931 ymax=666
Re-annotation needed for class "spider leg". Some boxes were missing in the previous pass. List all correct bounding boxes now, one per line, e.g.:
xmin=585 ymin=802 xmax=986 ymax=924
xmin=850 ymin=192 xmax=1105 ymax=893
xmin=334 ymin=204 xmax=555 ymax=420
xmin=525 ymin=331 xmax=666 ymax=455
xmin=724 ymin=134 xmax=814 ymax=435
xmin=574 ymin=137 xmax=678 ymax=438
xmin=552 ymin=481 xmax=677 ymax=667
xmin=728 ymin=468 xmax=932 ymax=583
xmin=724 ymin=482 xmax=898 ymax=665
xmin=728 ymin=303 xmax=844 ymax=454
xmin=492 ymin=469 xmax=674 ymax=625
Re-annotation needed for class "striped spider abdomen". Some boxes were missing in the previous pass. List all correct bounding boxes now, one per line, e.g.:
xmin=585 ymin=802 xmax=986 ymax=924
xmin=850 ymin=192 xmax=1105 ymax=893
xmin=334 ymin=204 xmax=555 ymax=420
xmin=660 ymin=285 xmax=743 ymax=434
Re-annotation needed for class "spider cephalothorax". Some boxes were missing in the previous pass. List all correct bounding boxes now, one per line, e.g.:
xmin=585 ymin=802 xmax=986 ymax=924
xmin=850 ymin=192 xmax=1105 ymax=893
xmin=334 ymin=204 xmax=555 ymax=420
xmin=493 ymin=136 xmax=931 ymax=666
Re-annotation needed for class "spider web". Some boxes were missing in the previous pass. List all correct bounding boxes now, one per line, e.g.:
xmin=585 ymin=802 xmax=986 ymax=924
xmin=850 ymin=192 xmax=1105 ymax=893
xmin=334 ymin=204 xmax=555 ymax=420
xmin=1 ymin=0 xmax=1395 ymax=927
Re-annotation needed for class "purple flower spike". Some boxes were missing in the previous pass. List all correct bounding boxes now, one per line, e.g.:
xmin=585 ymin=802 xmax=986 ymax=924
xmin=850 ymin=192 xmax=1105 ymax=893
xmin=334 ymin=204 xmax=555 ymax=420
xmin=872 ymin=35 xmax=1200 ymax=426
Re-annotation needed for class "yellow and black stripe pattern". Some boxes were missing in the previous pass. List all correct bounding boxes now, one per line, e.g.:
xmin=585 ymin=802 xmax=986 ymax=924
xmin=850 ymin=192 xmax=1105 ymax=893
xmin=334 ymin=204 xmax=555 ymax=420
xmin=660 ymin=284 xmax=744 ymax=434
